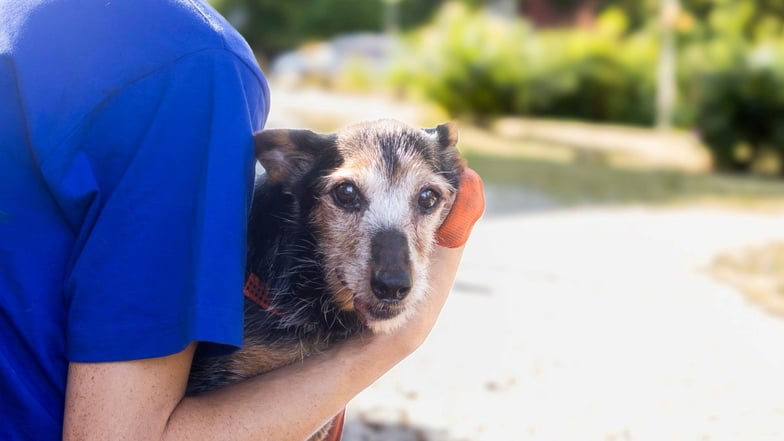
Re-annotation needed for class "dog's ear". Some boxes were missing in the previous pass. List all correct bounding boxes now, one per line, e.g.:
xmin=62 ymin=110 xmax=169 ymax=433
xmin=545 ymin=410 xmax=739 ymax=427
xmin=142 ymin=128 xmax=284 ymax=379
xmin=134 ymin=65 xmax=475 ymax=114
xmin=423 ymin=122 xmax=458 ymax=151
xmin=424 ymin=122 xmax=465 ymax=189
xmin=254 ymin=129 xmax=336 ymax=182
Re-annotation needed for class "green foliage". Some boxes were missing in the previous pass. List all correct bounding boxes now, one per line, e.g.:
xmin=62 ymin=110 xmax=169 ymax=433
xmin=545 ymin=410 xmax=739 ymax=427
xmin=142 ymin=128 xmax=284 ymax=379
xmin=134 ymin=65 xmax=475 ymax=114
xmin=678 ymin=0 xmax=784 ymax=173
xmin=207 ymin=0 xmax=442 ymax=57
xmin=696 ymin=0 xmax=784 ymax=40
xmin=526 ymin=13 xmax=658 ymax=125
xmin=392 ymin=4 xmax=659 ymax=125
xmin=596 ymin=0 xmax=784 ymax=37
xmin=389 ymin=1 xmax=784 ymax=174
xmin=391 ymin=4 xmax=531 ymax=118
xmin=687 ymin=41 xmax=784 ymax=172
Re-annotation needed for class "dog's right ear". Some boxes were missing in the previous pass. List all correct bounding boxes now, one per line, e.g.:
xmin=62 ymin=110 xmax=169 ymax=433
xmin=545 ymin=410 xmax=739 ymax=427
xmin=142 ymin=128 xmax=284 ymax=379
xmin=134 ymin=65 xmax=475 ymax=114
xmin=423 ymin=122 xmax=459 ymax=151
xmin=254 ymin=129 xmax=336 ymax=183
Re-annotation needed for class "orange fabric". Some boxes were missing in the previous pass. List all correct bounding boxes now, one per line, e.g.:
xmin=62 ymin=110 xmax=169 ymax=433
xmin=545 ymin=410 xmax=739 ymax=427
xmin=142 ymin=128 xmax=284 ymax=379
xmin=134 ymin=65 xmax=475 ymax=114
xmin=243 ymin=273 xmax=267 ymax=307
xmin=323 ymin=409 xmax=346 ymax=441
xmin=436 ymin=167 xmax=485 ymax=248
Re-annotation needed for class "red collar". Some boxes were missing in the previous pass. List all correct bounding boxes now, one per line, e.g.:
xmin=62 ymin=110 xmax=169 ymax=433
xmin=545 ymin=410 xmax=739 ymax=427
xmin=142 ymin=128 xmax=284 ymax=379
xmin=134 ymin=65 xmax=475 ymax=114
xmin=243 ymin=273 xmax=286 ymax=317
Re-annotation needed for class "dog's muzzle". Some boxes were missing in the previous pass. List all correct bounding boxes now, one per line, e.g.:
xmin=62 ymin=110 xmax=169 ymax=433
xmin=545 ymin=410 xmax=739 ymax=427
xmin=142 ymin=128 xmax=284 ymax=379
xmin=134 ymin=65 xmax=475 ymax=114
xmin=370 ymin=230 xmax=411 ymax=303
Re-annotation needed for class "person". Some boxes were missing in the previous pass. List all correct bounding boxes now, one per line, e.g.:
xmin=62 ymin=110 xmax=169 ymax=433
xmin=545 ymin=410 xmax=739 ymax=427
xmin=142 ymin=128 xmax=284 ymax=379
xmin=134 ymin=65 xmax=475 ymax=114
xmin=0 ymin=0 xmax=484 ymax=440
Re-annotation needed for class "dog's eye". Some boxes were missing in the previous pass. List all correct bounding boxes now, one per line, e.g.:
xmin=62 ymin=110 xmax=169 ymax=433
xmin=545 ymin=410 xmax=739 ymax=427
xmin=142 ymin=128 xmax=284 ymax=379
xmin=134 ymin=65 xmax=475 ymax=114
xmin=418 ymin=188 xmax=441 ymax=211
xmin=332 ymin=182 xmax=362 ymax=210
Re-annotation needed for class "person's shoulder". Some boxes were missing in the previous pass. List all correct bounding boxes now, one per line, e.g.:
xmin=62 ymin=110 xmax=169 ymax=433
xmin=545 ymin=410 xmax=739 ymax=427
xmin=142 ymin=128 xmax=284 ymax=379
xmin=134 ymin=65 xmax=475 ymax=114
xmin=133 ymin=0 xmax=259 ymax=66
xmin=180 ymin=0 xmax=264 ymax=81
xmin=4 ymin=0 xmax=265 ymax=150
xmin=127 ymin=0 xmax=261 ymax=76
xmin=5 ymin=0 xmax=258 ymax=78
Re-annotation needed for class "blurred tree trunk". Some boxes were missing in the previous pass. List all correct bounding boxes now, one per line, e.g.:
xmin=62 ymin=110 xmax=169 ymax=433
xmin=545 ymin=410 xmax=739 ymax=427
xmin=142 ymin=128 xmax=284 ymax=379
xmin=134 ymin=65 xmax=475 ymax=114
xmin=382 ymin=0 xmax=400 ymax=34
xmin=656 ymin=0 xmax=679 ymax=130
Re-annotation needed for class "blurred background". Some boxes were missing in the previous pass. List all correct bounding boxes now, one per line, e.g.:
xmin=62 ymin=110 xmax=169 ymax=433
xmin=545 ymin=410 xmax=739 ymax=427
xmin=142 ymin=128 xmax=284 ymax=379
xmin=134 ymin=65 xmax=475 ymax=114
xmin=209 ymin=1 xmax=784 ymax=439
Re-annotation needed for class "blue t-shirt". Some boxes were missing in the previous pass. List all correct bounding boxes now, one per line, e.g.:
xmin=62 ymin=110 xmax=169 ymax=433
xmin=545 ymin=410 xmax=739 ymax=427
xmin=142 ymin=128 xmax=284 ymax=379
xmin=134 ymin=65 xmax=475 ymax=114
xmin=0 ymin=0 xmax=270 ymax=438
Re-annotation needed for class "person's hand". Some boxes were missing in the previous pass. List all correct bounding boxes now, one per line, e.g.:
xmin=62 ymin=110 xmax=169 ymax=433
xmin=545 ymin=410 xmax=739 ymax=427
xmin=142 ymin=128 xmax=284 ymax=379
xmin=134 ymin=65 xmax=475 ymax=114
xmin=436 ymin=167 xmax=485 ymax=248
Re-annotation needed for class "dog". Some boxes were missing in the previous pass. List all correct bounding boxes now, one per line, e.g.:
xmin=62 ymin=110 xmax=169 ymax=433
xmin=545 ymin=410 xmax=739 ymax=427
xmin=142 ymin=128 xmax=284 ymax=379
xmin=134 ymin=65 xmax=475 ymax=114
xmin=187 ymin=119 xmax=465 ymax=439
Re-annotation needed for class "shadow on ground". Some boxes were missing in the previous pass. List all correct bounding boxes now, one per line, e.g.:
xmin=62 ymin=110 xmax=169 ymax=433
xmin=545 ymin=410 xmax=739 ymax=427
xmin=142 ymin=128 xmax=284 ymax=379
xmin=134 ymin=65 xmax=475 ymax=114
xmin=343 ymin=419 xmax=460 ymax=441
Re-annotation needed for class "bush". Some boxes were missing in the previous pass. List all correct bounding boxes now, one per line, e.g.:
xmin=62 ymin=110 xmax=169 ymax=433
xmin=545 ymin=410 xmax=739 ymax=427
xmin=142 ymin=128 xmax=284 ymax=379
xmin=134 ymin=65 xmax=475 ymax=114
xmin=391 ymin=4 xmax=660 ymax=125
xmin=208 ymin=0 xmax=443 ymax=58
xmin=388 ymin=1 xmax=784 ymax=175
xmin=526 ymin=18 xmax=659 ymax=125
xmin=688 ymin=40 xmax=784 ymax=173
xmin=390 ymin=3 xmax=531 ymax=118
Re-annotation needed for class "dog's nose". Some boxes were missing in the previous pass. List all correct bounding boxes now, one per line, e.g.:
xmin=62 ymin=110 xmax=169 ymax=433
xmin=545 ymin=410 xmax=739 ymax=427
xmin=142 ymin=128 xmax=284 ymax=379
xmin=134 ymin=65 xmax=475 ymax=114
xmin=371 ymin=270 xmax=411 ymax=302
xmin=370 ymin=229 xmax=412 ymax=303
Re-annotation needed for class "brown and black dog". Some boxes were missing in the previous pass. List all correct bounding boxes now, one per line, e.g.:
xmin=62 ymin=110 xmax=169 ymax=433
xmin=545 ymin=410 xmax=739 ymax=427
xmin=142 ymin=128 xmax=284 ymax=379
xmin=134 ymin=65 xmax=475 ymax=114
xmin=187 ymin=119 xmax=464 ymax=440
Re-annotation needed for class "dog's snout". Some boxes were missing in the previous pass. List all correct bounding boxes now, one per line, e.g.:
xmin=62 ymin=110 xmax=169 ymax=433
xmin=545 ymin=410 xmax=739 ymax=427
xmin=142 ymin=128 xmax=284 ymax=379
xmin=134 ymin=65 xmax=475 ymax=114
xmin=371 ymin=270 xmax=411 ymax=302
xmin=370 ymin=230 xmax=411 ymax=302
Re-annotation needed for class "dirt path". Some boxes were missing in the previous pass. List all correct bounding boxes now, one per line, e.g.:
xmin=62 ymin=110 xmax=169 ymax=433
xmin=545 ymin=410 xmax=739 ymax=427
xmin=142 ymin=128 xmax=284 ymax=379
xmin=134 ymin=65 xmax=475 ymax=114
xmin=345 ymin=206 xmax=784 ymax=441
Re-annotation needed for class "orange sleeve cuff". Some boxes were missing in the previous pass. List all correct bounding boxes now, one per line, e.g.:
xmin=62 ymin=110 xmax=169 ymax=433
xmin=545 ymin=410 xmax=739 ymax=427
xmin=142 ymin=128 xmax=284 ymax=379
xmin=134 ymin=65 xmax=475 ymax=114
xmin=436 ymin=167 xmax=485 ymax=248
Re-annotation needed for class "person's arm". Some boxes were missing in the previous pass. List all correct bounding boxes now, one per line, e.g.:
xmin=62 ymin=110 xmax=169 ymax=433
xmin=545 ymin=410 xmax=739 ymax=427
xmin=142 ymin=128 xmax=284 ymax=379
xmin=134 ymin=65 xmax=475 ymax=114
xmin=63 ymin=245 xmax=464 ymax=441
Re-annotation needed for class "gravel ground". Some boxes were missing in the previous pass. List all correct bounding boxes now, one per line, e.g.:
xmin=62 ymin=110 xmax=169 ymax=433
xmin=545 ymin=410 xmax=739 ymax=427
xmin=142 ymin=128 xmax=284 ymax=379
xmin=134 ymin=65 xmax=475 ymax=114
xmin=343 ymin=205 xmax=784 ymax=441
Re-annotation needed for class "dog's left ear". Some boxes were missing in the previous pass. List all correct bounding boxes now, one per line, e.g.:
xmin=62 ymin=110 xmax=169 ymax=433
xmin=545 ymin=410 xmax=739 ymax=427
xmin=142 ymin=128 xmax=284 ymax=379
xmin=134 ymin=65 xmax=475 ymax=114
xmin=424 ymin=122 xmax=459 ymax=150
xmin=254 ymin=129 xmax=336 ymax=183
xmin=424 ymin=122 xmax=465 ymax=189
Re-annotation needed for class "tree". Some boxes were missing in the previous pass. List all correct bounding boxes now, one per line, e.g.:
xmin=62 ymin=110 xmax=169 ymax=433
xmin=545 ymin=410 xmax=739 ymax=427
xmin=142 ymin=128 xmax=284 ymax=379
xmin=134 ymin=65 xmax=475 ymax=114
xmin=208 ymin=0 xmax=443 ymax=57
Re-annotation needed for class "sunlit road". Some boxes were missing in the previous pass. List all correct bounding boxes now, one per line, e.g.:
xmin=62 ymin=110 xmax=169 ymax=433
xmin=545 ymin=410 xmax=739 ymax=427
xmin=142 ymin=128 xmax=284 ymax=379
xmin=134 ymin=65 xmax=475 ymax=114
xmin=346 ymin=205 xmax=784 ymax=441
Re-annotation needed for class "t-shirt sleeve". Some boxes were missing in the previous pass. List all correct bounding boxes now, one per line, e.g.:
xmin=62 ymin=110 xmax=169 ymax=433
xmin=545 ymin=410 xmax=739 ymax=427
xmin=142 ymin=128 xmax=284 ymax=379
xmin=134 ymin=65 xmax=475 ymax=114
xmin=55 ymin=50 xmax=270 ymax=362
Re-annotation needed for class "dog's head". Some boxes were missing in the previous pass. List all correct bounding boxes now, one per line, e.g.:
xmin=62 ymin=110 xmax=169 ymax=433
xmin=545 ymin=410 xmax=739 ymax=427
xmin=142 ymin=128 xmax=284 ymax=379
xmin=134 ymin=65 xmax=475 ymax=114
xmin=254 ymin=119 xmax=464 ymax=333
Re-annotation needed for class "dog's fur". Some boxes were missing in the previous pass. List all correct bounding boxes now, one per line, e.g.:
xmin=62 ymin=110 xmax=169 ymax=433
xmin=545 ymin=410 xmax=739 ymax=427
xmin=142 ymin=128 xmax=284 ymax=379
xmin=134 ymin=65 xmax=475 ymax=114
xmin=187 ymin=119 xmax=464 ymax=439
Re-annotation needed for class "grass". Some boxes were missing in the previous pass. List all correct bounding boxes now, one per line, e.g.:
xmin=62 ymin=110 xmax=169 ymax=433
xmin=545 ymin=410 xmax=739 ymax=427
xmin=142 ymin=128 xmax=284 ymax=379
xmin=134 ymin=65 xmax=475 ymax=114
xmin=459 ymin=130 xmax=784 ymax=211
xmin=709 ymin=243 xmax=784 ymax=318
